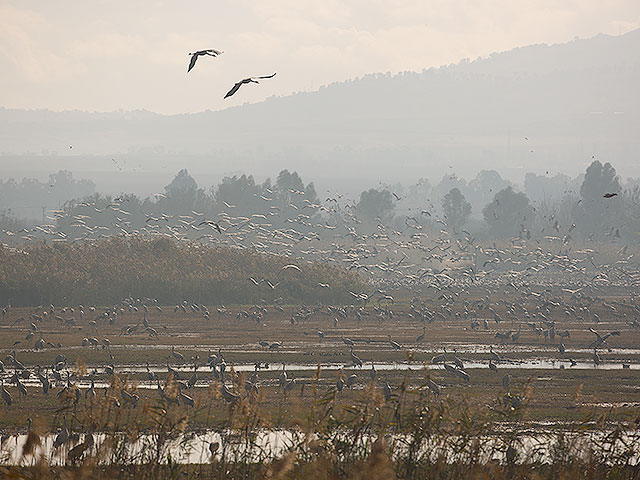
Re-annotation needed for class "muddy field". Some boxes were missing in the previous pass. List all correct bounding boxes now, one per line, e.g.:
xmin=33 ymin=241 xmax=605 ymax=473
xmin=1 ymin=290 xmax=639 ymax=431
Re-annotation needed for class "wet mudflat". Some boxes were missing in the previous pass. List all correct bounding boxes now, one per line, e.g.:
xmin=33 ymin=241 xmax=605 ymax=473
xmin=0 ymin=291 xmax=639 ymax=430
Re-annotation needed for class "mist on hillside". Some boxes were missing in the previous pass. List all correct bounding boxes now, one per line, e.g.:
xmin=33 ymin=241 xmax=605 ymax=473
xmin=1 ymin=30 xmax=639 ymax=199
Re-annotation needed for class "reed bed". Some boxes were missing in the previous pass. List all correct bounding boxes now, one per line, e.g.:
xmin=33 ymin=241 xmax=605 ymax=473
xmin=1 ymin=370 xmax=638 ymax=480
xmin=0 ymin=237 xmax=363 ymax=307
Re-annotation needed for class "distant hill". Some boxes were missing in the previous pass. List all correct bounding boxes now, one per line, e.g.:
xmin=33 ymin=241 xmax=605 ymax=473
xmin=1 ymin=29 xmax=639 ymax=189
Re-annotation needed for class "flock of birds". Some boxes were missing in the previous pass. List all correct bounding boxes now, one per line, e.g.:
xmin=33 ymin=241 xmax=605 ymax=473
xmin=2 ymin=180 xmax=635 ymax=301
xmin=0 ymin=178 xmax=637 ymax=426
xmin=187 ymin=48 xmax=276 ymax=99
xmin=0 ymin=278 xmax=637 ymax=422
xmin=0 ymin=47 xmax=635 ymax=456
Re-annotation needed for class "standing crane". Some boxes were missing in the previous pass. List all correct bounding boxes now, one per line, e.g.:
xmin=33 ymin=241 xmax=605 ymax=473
xmin=1 ymin=380 xmax=12 ymax=406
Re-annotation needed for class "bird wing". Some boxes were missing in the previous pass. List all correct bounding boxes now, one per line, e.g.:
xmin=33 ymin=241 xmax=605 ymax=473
xmin=254 ymin=72 xmax=277 ymax=79
xmin=281 ymin=264 xmax=301 ymax=272
xmin=188 ymin=54 xmax=199 ymax=73
xmin=205 ymin=49 xmax=223 ymax=56
xmin=224 ymin=81 xmax=243 ymax=98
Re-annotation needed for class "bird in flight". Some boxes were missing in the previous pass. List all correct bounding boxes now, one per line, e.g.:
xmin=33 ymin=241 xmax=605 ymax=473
xmin=224 ymin=73 xmax=276 ymax=98
xmin=281 ymin=264 xmax=301 ymax=272
xmin=187 ymin=49 xmax=223 ymax=73
xmin=198 ymin=220 xmax=222 ymax=233
xmin=602 ymin=193 xmax=618 ymax=198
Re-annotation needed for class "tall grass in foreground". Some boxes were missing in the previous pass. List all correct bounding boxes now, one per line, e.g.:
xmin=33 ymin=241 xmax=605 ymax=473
xmin=1 ymin=370 xmax=638 ymax=479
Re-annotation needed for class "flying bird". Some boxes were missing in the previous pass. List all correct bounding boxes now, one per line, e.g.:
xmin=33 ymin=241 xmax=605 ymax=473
xmin=224 ymin=73 xmax=276 ymax=98
xmin=281 ymin=264 xmax=301 ymax=272
xmin=603 ymin=193 xmax=618 ymax=198
xmin=187 ymin=49 xmax=223 ymax=73
xmin=199 ymin=220 xmax=222 ymax=233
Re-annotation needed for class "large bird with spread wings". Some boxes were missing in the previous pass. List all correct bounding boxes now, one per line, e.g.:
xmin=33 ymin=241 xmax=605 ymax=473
xmin=187 ymin=49 xmax=223 ymax=73
xmin=224 ymin=73 xmax=276 ymax=98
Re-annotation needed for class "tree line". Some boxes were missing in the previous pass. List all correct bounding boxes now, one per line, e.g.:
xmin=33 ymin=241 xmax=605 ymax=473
xmin=1 ymin=160 xmax=638 ymax=243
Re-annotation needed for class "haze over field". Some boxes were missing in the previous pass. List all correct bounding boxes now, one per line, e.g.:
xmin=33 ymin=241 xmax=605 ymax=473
xmin=2 ymin=4 xmax=640 ymax=479
xmin=1 ymin=1 xmax=640 ymax=196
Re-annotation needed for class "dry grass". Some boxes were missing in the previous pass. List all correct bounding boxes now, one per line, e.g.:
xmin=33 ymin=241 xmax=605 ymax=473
xmin=1 ymin=372 xmax=639 ymax=480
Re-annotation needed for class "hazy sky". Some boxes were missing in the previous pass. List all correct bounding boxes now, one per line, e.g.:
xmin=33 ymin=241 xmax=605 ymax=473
xmin=1 ymin=1 xmax=639 ymax=114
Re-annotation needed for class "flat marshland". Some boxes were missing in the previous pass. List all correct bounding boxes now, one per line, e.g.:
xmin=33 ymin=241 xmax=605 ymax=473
xmin=2 ymin=17 xmax=640 ymax=478
xmin=0 ymin=290 xmax=639 ymax=479
xmin=0 ymin=229 xmax=639 ymax=479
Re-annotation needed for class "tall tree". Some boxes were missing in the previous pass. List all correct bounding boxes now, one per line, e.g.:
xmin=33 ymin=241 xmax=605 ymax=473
xmin=165 ymin=169 xmax=197 ymax=195
xmin=442 ymin=187 xmax=471 ymax=232
xmin=215 ymin=174 xmax=264 ymax=216
xmin=161 ymin=169 xmax=209 ymax=214
xmin=573 ymin=160 xmax=622 ymax=238
xmin=580 ymin=161 xmax=620 ymax=203
xmin=482 ymin=187 xmax=534 ymax=237
xmin=467 ymin=170 xmax=511 ymax=213
xmin=356 ymin=189 xmax=395 ymax=222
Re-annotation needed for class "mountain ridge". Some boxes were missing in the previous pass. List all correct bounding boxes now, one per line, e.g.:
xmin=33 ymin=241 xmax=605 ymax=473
xmin=2 ymin=28 xmax=638 ymax=121
xmin=1 ymin=29 xmax=639 ymax=188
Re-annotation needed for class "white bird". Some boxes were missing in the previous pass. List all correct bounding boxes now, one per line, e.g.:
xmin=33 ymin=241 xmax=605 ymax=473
xmin=179 ymin=390 xmax=195 ymax=407
xmin=280 ymin=263 xmax=301 ymax=272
